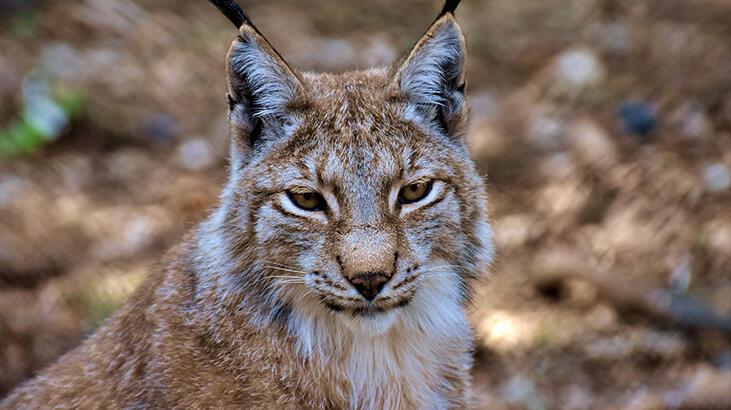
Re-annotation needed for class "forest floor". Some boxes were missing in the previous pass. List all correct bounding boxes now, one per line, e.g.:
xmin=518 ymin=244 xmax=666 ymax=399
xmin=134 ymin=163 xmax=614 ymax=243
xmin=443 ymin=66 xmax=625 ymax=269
xmin=1 ymin=0 xmax=730 ymax=408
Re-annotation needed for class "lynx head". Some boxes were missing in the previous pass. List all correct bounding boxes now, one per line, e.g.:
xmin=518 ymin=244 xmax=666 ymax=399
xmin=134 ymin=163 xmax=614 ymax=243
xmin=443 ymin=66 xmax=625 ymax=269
xmin=205 ymin=0 xmax=493 ymax=340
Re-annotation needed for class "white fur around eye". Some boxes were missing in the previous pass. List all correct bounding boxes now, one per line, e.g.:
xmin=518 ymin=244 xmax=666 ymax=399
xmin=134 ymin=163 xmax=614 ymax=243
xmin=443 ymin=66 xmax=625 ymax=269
xmin=278 ymin=193 xmax=328 ymax=222
xmin=399 ymin=180 xmax=445 ymax=216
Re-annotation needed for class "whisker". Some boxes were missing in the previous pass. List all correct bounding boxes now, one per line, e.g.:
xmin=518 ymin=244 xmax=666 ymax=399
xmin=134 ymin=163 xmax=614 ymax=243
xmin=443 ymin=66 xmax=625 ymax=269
xmin=264 ymin=280 xmax=305 ymax=290
xmin=419 ymin=265 xmax=467 ymax=274
xmin=265 ymin=280 xmax=306 ymax=293
xmin=296 ymin=289 xmax=316 ymax=304
xmin=419 ymin=270 xmax=451 ymax=280
xmin=266 ymin=275 xmax=305 ymax=283
xmin=262 ymin=261 xmax=306 ymax=270
xmin=420 ymin=264 xmax=462 ymax=271
xmin=264 ymin=266 xmax=308 ymax=275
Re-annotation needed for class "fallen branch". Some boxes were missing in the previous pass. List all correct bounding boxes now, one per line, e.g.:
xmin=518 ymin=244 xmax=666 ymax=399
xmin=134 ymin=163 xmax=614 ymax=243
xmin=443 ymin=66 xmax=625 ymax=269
xmin=532 ymin=248 xmax=731 ymax=335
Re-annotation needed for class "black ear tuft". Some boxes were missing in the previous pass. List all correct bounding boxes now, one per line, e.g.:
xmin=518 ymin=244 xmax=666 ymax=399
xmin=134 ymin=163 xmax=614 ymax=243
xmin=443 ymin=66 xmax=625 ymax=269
xmin=440 ymin=0 xmax=462 ymax=16
xmin=209 ymin=0 xmax=251 ymax=29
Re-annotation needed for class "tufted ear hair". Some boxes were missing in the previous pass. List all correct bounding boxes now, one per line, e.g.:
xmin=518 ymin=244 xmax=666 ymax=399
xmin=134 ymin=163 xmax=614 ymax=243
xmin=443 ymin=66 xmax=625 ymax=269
xmin=226 ymin=26 xmax=303 ymax=146
xmin=210 ymin=1 xmax=305 ymax=166
xmin=393 ymin=3 xmax=467 ymax=139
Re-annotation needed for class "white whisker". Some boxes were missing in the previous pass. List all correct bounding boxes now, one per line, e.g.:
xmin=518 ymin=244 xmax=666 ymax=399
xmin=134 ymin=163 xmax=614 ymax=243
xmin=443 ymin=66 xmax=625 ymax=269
xmin=263 ymin=261 xmax=305 ymax=269
xmin=265 ymin=266 xmax=308 ymax=275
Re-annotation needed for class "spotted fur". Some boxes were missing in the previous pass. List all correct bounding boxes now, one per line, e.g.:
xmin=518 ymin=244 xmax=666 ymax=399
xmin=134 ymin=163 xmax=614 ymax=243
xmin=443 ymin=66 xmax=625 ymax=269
xmin=2 ymin=1 xmax=493 ymax=409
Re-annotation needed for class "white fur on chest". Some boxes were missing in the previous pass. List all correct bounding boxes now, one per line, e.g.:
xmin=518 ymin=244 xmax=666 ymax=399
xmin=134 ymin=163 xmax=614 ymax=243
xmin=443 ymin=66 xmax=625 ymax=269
xmin=289 ymin=272 xmax=469 ymax=409
xmin=343 ymin=329 xmax=448 ymax=410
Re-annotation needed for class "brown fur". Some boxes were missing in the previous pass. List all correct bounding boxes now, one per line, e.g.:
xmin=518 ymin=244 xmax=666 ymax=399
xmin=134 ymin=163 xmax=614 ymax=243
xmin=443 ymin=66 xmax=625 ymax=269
xmin=2 ymin=3 xmax=493 ymax=409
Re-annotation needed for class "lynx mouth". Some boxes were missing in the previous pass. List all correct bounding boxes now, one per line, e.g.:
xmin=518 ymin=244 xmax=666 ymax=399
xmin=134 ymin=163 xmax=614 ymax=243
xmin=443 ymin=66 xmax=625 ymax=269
xmin=322 ymin=296 xmax=412 ymax=317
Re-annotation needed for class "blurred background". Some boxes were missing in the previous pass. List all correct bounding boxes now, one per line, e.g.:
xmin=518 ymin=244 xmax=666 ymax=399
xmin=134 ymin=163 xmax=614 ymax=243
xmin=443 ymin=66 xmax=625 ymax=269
xmin=1 ymin=0 xmax=730 ymax=408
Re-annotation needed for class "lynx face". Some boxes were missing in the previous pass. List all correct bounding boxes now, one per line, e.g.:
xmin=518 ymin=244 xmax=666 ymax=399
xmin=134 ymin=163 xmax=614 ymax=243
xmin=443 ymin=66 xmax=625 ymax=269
xmin=244 ymin=75 xmax=491 ymax=335
xmin=212 ymin=4 xmax=493 ymax=337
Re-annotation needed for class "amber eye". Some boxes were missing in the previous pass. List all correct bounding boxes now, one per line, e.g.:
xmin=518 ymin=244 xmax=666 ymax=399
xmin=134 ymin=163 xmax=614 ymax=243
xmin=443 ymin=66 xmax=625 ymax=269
xmin=398 ymin=180 xmax=433 ymax=205
xmin=287 ymin=191 xmax=326 ymax=211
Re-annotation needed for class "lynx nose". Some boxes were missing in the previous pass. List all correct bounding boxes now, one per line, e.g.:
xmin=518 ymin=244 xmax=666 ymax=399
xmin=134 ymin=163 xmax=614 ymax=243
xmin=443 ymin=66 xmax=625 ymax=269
xmin=349 ymin=272 xmax=390 ymax=301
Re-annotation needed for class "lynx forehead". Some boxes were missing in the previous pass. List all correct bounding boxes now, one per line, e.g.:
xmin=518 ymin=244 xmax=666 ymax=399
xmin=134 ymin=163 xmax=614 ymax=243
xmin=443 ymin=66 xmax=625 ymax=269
xmin=3 ymin=1 xmax=494 ymax=408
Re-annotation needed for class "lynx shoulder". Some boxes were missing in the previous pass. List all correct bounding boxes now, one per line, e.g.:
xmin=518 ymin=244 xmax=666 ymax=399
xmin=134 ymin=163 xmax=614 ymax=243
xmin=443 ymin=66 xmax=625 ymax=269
xmin=2 ymin=0 xmax=493 ymax=408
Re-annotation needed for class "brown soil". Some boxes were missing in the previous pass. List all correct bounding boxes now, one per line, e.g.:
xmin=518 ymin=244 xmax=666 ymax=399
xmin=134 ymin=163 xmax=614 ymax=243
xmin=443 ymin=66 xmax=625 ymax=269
xmin=1 ymin=0 xmax=730 ymax=408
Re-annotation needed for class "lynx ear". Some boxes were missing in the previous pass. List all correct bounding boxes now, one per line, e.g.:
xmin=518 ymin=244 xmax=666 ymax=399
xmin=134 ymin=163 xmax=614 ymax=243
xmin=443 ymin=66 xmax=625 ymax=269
xmin=210 ymin=1 xmax=304 ymax=162
xmin=226 ymin=25 xmax=303 ymax=154
xmin=227 ymin=26 xmax=303 ymax=119
xmin=394 ymin=7 xmax=467 ymax=138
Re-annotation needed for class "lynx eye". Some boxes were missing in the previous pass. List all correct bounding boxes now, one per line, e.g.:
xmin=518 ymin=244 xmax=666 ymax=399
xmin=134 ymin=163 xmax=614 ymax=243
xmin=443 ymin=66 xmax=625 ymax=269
xmin=287 ymin=191 xmax=326 ymax=211
xmin=398 ymin=180 xmax=433 ymax=204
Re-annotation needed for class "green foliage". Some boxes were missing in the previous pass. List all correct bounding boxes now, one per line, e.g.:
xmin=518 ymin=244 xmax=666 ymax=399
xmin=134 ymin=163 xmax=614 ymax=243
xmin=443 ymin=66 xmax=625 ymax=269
xmin=0 ymin=89 xmax=84 ymax=159
xmin=11 ymin=10 xmax=41 ymax=40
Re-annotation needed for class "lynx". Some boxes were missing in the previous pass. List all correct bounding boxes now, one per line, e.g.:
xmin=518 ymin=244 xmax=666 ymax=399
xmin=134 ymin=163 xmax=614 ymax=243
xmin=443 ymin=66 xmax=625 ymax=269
xmin=2 ymin=0 xmax=493 ymax=408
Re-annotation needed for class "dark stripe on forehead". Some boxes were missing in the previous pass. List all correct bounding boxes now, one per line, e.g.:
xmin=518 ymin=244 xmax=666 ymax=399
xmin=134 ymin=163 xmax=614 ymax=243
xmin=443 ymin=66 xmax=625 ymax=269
xmin=407 ymin=147 xmax=420 ymax=172
xmin=295 ymin=156 xmax=315 ymax=182
xmin=313 ymin=147 xmax=331 ymax=187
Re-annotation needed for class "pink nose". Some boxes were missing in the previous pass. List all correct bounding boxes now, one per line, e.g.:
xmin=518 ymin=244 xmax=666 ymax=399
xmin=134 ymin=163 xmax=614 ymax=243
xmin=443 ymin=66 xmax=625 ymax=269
xmin=349 ymin=273 xmax=390 ymax=301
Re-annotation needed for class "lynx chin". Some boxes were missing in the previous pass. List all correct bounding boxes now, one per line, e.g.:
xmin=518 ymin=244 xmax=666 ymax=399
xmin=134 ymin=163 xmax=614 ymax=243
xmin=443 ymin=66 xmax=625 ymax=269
xmin=2 ymin=0 xmax=494 ymax=408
